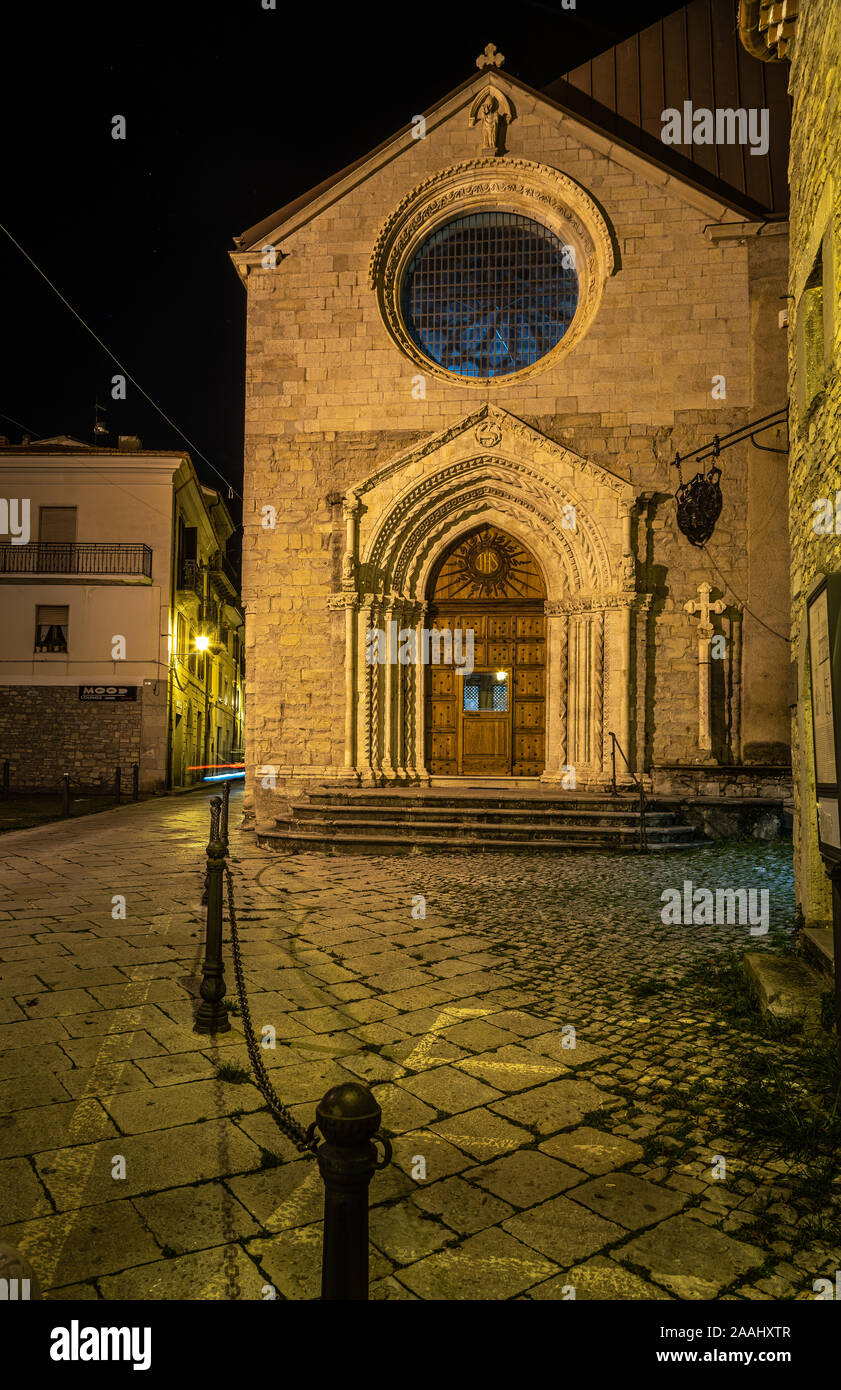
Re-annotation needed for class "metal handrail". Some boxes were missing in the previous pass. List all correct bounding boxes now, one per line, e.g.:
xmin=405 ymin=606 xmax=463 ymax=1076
xmin=0 ymin=541 xmax=152 ymax=577
xmin=607 ymin=730 xmax=647 ymax=853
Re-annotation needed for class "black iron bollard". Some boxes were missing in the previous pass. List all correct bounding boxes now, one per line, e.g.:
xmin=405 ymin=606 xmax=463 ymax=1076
xmin=315 ymin=1082 xmax=386 ymax=1300
xmin=221 ymin=777 xmax=230 ymax=850
xmin=1 ymin=760 xmax=8 ymax=799
xmin=132 ymin=763 xmax=139 ymax=801
xmin=61 ymin=773 xmax=70 ymax=818
xmin=194 ymin=797 xmax=231 ymax=1034
xmin=114 ymin=765 xmax=121 ymax=805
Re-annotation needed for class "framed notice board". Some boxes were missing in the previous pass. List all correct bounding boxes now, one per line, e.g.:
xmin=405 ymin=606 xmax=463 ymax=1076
xmin=806 ymin=574 xmax=841 ymax=861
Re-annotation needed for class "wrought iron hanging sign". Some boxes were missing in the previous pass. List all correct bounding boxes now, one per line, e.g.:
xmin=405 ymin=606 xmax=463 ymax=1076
xmin=674 ymin=450 xmax=723 ymax=547
xmin=668 ymin=407 xmax=788 ymax=549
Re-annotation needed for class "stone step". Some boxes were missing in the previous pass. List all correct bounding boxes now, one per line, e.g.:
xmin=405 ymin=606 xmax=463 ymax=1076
xmin=289 ymin=802 xmax=678 ymax=827
xmin=256 ymin=827 xmax=703 ymax=855
xmin=742 ymin=951 xmax=828 ymax=1034
xmin=304 ymin=791 xmax=660 ymax=813
xmin=276 ymin=814 xmax=701 ymax=844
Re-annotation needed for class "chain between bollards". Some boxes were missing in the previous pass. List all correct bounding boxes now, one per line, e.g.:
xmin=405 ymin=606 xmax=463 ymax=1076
xmin=202 ymin=827 xmax=393 ymax=1297
xmin=194 ymin=796 xmax=230 ymax=1034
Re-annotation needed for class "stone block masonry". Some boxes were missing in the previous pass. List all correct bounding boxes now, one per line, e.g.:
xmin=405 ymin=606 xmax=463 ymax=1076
xmin=0 ymin=686 xmax=142 ymax=792
xmin=785 ymin=2 xmax=841 ymax=928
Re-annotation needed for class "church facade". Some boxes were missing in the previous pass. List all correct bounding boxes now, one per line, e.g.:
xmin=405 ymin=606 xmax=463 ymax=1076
xmin=232 ymin=28 xmax=792 ymax=832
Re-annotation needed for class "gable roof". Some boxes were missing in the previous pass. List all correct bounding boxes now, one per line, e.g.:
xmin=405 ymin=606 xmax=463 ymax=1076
xmin=234 ymin=9 xmax=789 ymax=255
xmin=552 ymin=0 xmax=790 ymax=215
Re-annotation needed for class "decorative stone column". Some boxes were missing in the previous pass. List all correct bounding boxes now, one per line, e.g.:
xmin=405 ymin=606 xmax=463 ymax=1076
xmin=541 ymin=607 xmax=568 ymax=781
xmin=610 ymin=600 xmax=635 ymax=782
xmin=590 ymin=608 xmax=605 ymax=778
xmin=730 ymin=606 xmax=743 ymax=763
xmin=684 ymin=582 xmax=727 ymax=761
xmin=381 ymin=599 xmax=397 ymax=781
xmin=344 ymin=598 xmax=358 ymax=775
xmin=413 ymin=601 xmax=430 ymax=783
xmin=358 ymin=599 xmax=378 ymax=785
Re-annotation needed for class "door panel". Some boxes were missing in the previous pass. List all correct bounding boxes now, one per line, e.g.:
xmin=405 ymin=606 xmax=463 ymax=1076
xmin=424 ymin=527 xmax=547 ymax=777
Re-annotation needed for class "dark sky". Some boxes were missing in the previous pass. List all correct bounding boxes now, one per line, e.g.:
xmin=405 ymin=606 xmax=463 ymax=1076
xmin=1 ymin=0 xmax=688 ymax=525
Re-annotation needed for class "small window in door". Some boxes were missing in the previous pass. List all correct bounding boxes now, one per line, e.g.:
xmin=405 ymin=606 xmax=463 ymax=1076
xmin=463 ymin=670 xmax=508 ymax=712
xmin=35 ymin=604 xmax=69 ymax=653
xmin=39 ymin=507 xmax=77 ymax=543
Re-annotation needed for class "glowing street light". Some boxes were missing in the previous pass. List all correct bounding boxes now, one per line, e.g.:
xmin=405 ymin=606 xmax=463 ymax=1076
xmin=195 ymin=634 xmax=210 ymax=653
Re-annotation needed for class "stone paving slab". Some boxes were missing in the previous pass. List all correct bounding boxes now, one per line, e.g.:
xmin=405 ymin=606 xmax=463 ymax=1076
xmin=618 ymin=1214 xmax=767 ymax=1300
xmin=0 ymin=785 xmax=833 ymax=1301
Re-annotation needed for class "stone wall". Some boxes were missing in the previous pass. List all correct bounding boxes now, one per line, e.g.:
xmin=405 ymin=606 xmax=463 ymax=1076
xmin=787 ymin=3 xmax=841 ymax=927
xmin=0 ymin=686 xmax=143 ymax=792
xmin=239 ymin=87 xmax=791 ymax=829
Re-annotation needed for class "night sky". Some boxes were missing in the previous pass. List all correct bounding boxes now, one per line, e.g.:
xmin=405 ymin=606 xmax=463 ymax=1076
xmin=2 ymin=0 xmax=689 ymax=526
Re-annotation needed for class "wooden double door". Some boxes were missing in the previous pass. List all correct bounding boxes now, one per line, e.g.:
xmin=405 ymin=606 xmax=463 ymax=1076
xmin=423 ymin=526 xmax=547 ymax=777
xmin=425 ymin=606 xmax=546 ymax=775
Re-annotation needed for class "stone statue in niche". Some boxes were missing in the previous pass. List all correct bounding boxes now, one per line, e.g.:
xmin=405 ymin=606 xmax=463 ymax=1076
xmin=478 ymin=96 xmax=503 ymax=154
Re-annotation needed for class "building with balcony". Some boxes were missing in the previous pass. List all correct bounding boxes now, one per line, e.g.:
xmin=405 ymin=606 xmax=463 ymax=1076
xmin=0 ymin=435 xmax=244 ymax=792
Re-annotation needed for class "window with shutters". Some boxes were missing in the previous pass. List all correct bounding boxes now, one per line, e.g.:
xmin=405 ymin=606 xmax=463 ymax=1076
xmin=38 ymin=507 xmax=77 ymax=543
xmin=35 ymin=604 xmax=69 ymax=653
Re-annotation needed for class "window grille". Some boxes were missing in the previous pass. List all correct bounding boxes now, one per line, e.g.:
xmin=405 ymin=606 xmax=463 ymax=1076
xmin=401 ymin=211 xmax=578 ymax=377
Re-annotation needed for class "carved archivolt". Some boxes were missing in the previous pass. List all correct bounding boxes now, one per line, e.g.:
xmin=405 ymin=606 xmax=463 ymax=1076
xmin=362 ymin=458 xmax=614 ymax=600
xmin=368 ymin=157 xmax=616 ymax=386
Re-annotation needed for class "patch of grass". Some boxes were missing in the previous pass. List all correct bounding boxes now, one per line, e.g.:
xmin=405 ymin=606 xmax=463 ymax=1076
xmin=639 ymin=1133 xmax=673 ymax=1164
xmin=737 ymin=1200 xmax=784 ymax=1250
xmin=580 ymin=1107 xmax=617 ymax=1128
xmin=678 ymin=952 xmax=782 ymax=1036
xmin=629 ymin=979 xmax=672 ymax=1001
xmin=721 ymin=1045 xmax=841 ymax=1157
xmin=223 ymin=999 xmax=242 ymax=1017
xmin=820 ymin=991 xmax=836 ymax=1031
xmin=217 ymin=1063 xmax=251 ymax=1084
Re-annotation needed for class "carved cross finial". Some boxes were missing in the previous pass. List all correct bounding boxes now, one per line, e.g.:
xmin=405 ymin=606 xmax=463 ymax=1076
xmin=684 ymin=581 xmax=726 ymax=628
xmin=476 ymin=42 xmax=505 ymax=70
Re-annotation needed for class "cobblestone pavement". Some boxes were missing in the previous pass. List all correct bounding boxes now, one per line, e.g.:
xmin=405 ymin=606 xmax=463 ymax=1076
xmin=1 ymin=785 xmax=838 ymax=1301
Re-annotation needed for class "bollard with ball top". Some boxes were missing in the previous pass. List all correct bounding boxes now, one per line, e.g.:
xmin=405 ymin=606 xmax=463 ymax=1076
xmin=194 ymin=796 xmax=230 ymax=1034
xmin=311 ymin=1081 xmax=392 ymax=1300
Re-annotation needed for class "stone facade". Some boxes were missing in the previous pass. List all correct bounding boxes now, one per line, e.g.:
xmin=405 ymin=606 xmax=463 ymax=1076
xmin=782 ymin=3 xmax=841 ymax=927
xmin=0 ymin=685 xmax=143 ymax=791
xmin=233 ymin=59 xmax=791 ymax=832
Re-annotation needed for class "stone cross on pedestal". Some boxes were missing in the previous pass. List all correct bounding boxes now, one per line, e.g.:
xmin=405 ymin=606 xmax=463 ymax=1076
xmin=684 ymin=582 xmax=726 ymax=758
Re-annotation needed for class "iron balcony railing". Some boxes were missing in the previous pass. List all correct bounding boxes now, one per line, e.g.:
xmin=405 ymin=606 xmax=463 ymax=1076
xmin=178 ymin=558 xmax=204 ymax=597
xmin=207 ymin=551 xmax=239 ymax=596
xmin=0 ymin=541 xmax=152 ymax=578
